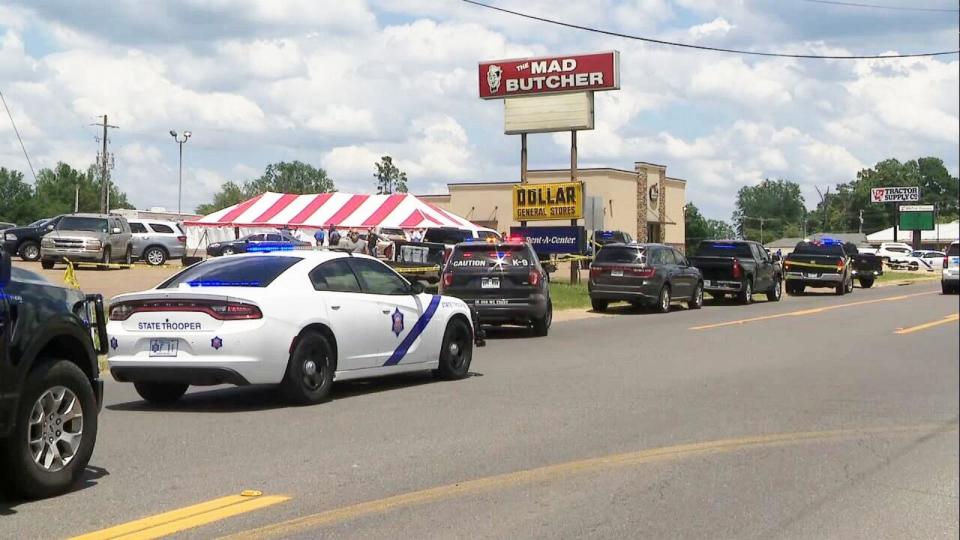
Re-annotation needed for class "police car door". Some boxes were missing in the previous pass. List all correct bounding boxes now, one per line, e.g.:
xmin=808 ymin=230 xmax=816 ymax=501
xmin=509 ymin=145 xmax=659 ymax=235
xmin=308 ymin=259 xmax=379 ymax=370
xmin=347 ymin=258 xmax=428 ymax=369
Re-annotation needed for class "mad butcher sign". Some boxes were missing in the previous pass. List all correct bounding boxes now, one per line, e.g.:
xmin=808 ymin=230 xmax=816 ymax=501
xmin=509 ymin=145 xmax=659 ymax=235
xmin=479 ymin=51 xmax=620 ymax=99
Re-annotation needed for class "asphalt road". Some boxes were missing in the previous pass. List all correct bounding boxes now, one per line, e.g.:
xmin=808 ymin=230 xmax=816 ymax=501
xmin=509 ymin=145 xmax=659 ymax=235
xmin=2 ymin=281 xmax=957 ymax=539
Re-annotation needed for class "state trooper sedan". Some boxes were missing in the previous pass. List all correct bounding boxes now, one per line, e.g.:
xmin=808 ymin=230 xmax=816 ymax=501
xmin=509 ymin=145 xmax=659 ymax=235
xmin=106 ymin=251 xmax=484 ymax=405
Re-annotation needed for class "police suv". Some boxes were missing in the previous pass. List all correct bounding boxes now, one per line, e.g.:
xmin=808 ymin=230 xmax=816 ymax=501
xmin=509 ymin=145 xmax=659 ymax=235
xmin=107 ymin=251 xmax=484 ymax=405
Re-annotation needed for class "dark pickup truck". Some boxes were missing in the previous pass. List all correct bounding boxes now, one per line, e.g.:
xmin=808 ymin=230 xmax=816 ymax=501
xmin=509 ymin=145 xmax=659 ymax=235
xmin=783 ymin=240 xmax=854 ymax=295
xmin=844 ymin=243 xmax=882 ymax=289
xmin=2 ymin=216 xmax=62 ymax=262
xmin=1 ymin=247 xmax=107 ymax=498
xmin=688 ymin=240 xmax=782 ymax=304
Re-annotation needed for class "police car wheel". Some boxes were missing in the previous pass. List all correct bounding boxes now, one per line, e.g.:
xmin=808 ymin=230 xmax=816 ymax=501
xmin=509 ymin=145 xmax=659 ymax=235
xmin=859 ymin=278 xmax=874 ymax=288
xmin=282 ymin=331 xmax=334 ymax=404
xmin=0 ymin=359 xmax=98 ymax=499
xmin=437 ymin=319 xmax=472 ymax=380
xmin=222 ymin=247 xmax=235 ymax=256
xmin=532 ymin=301 xmax=552 ymax=337
xmin=134 ymin=382 xmax=188 ymax=405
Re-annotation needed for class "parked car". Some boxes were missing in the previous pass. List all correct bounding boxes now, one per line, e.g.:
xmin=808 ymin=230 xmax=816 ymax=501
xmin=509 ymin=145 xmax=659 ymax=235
xmin=206 ymin=231 xmax=308 ymax=257
xmin=844 ymin=243 xmax=883 ymax=288
xmin=783 ymin=240 xmax=854 ymax=295
xmin=588 ymin=243 xmax=703 ymax=313
xmin=2 ymin=216 xmax=62 ymax=262
xmin=592 ymin=230 xmax=633 ymax=248
xmin=875 ymin=242 xmax=913 ymax=263
xmin=897 ymin=250 xmax=946 ymax=272
xmin=128 ymin=219 xmax=187 ymax=266
xmin=942 ymin=241 xmax=959 ymax=294
xmin=440 ymin=240 xmax=552 ymax=335
xmin=1 ymin=247 xmax=107 ymax=498
xmin=688 ymin=240 xmax=781 ymax=304
xmin=40 ymin=214 xmax=134 ymax=269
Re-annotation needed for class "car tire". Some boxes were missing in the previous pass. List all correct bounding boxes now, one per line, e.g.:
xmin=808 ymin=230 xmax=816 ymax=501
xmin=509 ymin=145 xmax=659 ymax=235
xmin=654 ymin=285 xmax=671 ymax=314
xmin=99 ymin=247 xmax=111 ymax=269
xmin=766 ymin=277 xmax=782 ymax=302
xmin=689 ymin=282 xmax=703 ymax=309
xmin=134 ymin=382 xmax=188 ymax=405
xmin=531 ymin=301 xmax=552 ymax=337
xmin=144 ymin=246 xmax=167 ymax=266
xmin=859 ymin=278 xmax=875 ymax=289
xmin=221 ymin=247 xmax=235 ymax=256
xmin=437 ymin=318 xmax=473 ymax=380
xmin=0 ymin=359 xmax=98 ymax=499
xmin=124 ymin=246 xmax=133 ymax=266
xmin=19 ymin=241 xmax=41 ymax=262
xmin=738 ymin=278 xmax=753 ymax=304
xmin=846 ymin=277 xmax=854 ymax=294
xmin=40 ymin=259 xmax=55 ymax=270
xmin=835 ymin=278 xmax=847 ymax=295
xmin=281 ymin=331 xmax=335 ymax=405
xmin=591 ymin=299 xmax=608 ymax=312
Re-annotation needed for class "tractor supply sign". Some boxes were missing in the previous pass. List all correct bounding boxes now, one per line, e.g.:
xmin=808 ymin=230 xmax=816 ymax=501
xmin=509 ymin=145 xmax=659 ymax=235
xmin=510 ymin=226 xmax=586 ymax=255
xmin=513 ymin=182 xmax=583 ymax=221
xmin=479 ymin=52 xmax=619 ymax=99
xmin=871 ymin=186 xmax=920 ymax=203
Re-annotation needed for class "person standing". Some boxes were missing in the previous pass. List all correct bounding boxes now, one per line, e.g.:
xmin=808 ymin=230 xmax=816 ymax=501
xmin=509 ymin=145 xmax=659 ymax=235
xmin=411 ymin=228 xmax=423 ymax=243
xmin=328 ymin=225 xmax=340 ymax=247
xmin=367 ymin=228 xmax=379 ymax=258
xmin=314 ymin=228 xmax=325 ymax=247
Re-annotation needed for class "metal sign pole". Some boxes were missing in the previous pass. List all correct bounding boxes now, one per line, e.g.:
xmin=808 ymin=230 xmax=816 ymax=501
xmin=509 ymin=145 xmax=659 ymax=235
xmin=570 ymin=130 xmax=579 ymax=284
xmin=520 ymin=133 xmax=528 ymax=228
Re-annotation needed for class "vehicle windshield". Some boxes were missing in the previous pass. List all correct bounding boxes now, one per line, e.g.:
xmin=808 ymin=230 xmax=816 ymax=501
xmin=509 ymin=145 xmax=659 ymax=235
xmin=56 ymin=217 xmax=108 ymax=233
xmin=448 ymin=244 xmax=535 ymax=272
xmin=948 ymin=243 xmax=959 ymax=257
xmin=595 ymin=246 xmax=645 ymax=264
xmin=425 ymin=228 xmax=472 ymax=244
xmin=793 ymin=243 xmax=846 ymax=257
xmin=695 ymin=242 xmax=752 ymax=257
xmin=158 ymin=256 xmax=301 ymax=288
xmin=477 ymin=230 xmax=501 ymax=241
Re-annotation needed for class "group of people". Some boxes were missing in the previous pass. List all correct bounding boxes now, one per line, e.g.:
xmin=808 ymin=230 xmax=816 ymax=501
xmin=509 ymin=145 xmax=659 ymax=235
xmin=312 ymin=226 xmax=380 ymax=256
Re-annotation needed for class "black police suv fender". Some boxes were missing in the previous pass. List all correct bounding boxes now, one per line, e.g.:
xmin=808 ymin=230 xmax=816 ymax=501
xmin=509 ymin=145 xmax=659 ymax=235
xmin=0 ymin=248 xmax=107 ymax=498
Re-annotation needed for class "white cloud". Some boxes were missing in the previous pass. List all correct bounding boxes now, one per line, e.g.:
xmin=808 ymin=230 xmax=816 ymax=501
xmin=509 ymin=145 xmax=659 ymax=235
xmin=689 ymin=17 xmax=734 ymax=39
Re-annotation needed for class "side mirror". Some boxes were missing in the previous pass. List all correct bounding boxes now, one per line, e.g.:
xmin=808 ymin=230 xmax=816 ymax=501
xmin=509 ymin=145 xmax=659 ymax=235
xmin=409 ymin=281 xmax=425 ymax=295
xmin=46 ymin=224 xmax=55 ymax=231
xmin=1 ymin=249 xmax=11 ymax=287
xmin=111 ymin=227 xmax=122 ymax=235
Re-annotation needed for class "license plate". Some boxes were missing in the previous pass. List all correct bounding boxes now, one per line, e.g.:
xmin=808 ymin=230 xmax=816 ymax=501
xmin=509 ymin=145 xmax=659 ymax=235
xmin=611 ymin=269 xmax=623 ymax=277
xmin=149 ymin=339 xmax=178 ymax=357
xmin=481 ymin=277 xmax=500 ymax=288
xmin=805 ymin=272 xmax=820 ymax=278
xmin=476 ymin=299 xmax=508 ymax=305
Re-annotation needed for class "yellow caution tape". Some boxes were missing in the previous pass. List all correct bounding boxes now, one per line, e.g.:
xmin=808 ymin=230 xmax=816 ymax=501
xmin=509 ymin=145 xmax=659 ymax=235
xmin=63 ymin=259 xmax=81 ymax=289
xmin=784 ymin=260 xmax=842 ymax=270
xmin=393 ymin=265 xmax=441 ymax=274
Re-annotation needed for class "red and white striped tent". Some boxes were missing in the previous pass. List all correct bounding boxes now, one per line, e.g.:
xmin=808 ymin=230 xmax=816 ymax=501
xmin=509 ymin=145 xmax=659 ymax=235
xmin=186 ymin=192 xmax=477 ymax=229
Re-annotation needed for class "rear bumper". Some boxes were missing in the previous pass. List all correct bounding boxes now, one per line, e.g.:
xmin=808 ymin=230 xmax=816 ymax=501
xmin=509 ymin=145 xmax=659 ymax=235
xmin=785 ymin=272 xmax=843 ymax=286
xmin=460 ymin=293 xmax=548 ymax=323
xmin=111 ymin=366 xmax=250 ymax=386
xmin=702 ymin=279 xmax=742 ymax=293
xmin=942 ymin=269 xmax=959 ymax=282
xmin=851 ymin=269 xmax=882 ymax=278
xmin=588 ymin=282 xmax=659 ymax=302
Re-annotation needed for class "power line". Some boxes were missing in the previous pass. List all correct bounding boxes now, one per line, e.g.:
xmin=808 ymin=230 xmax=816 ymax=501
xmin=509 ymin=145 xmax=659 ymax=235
xmin=0 ymin=89 xmax=38 ymax=183
xmin=460 ymin=0 xmax=960 ymax=59
xmin=798 ymin=0 xmax=959 ymax=12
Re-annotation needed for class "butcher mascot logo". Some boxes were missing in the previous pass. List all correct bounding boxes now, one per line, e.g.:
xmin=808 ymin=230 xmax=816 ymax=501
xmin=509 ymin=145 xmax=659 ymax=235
xmin=487 ymin=64 xmax=503 ymax=94
xmin=872 ymin=188 xmax=885 ymax=203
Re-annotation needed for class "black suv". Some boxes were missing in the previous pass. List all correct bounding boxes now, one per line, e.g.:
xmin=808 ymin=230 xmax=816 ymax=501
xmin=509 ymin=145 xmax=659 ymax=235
xmin=0 ymin=247 xmax=107 ymax=498
xmin=440 ymin=241 xmax=552 ymax=336
xmin=2 ymin=216 xmax=62 ymax=262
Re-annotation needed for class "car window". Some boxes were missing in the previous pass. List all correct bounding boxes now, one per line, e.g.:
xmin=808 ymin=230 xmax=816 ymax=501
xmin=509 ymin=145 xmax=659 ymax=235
xmin=129 ymin=222 xmax=148 ymax=234
xmin=647 ymin=248 xmax=666 ymax=266
xmin=673 ymin=250 xmax=687 ymax=266
xmin=246 ymin=234 xmax=264 ymax=242
xmin=158 ymin=256 xmax=301 ymax=288
xmin=349 ymin=258 xmax=410 ymax=295
xmin=793 ymin=243 xmax=845 ymax=257
xmin=595 ymin=246 xmax=644 ymax=264
xmin=266 ymin=234 xmax=283 ymax=242
xmin=424 ymin=228 xmax=472 ymax=244
xmin=925 ymin=252 xmax=944 ymax=258
xmin=948 ymin=243 xmax=959 ymax=257
xmin=150 ymin=223 xmax=175 ymax=234
xmin=309 ymin=259 xmax=361 ymax=293
xmin=477 ymin=231 xmax=501 ymax=241
xmin=57 ymin=216 xmax=109 ymax=233
xmin=696 ymin=242 xmax=753 ymax=257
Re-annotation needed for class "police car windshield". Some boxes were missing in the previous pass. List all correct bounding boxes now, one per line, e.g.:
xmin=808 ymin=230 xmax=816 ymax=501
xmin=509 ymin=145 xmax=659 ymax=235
xmin=158 ymin=256 xmax=301 ymax=288
xmin=449 ymin=244 xmax=534 ymax=272
xmin=695 ymin=242 xmax=752 ymax=257
xmin=595 ymin=246 xmax=645 ymax=264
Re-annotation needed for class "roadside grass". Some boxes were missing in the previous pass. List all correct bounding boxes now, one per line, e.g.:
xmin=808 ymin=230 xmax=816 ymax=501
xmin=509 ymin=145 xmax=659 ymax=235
xmin=877 ymin=271 xmax=939 ymax=282
xmin=550 ymin=282 xmax=591 ymax=311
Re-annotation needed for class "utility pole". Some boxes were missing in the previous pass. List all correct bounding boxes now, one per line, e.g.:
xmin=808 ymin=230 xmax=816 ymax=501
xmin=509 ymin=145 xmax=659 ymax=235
xmin=170 ymin=130 xmax=192 ymax=217
xmin=91 ymin=115 xmax=118 ymax=214
xmin=858 ymin=209 xmax=863 ymax=234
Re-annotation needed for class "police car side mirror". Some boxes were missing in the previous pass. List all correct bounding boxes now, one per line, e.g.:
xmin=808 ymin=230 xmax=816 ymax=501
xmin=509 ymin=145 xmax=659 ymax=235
xmin=0 ymin=249 xmax=11 ymax=287
xmin=409 ymin=281 xmax=424 ymax=295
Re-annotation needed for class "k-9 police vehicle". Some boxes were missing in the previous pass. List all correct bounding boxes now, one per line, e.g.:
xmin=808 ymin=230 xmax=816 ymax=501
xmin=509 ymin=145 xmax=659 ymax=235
xmin=107 ymin=251 xmax=484 ymax=405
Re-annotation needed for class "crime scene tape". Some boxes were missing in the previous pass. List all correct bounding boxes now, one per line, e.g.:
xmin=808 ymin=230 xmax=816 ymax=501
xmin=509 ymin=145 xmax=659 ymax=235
xmin=784 ymin=261 xmax=843 ymax=270
xmin=392 ymin=265 xmax=441 ymax=274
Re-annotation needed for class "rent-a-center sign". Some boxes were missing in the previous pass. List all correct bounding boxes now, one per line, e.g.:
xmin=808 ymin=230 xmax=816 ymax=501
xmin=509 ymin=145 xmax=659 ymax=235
xmin=479 ymin=52 xmax=620 ymax=99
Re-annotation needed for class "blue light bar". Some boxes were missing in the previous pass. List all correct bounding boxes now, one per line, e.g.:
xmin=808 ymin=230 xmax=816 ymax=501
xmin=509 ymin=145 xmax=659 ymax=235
xmin=247 ymin=243 xmax=295 ymax=253
xmin=710 ymin=243 xmax=736 ymax=249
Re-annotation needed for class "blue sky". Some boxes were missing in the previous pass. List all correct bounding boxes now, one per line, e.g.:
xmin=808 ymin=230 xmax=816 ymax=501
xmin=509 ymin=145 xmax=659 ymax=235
xmin=1 ymin=0 xmax=957 ymax=221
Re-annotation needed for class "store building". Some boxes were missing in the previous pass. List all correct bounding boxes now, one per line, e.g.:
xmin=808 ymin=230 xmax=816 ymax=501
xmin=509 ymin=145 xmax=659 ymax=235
xmin=421 ymin=161 xmax=688 ymax=251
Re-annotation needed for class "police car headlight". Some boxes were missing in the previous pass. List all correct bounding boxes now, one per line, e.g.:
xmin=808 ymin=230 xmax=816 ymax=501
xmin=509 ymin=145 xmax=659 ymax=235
xmin=4 ymin=233 xmax=16 ymax=241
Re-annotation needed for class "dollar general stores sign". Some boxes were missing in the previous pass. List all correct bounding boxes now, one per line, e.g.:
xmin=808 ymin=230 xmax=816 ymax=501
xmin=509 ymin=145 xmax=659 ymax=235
xmin=513 ymin=182 xmax=583 ymax=221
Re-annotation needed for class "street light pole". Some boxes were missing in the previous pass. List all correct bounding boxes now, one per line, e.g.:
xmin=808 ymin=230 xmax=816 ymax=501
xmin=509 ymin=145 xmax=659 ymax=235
xmin=169 ymin=130 xmax=191 ymax=217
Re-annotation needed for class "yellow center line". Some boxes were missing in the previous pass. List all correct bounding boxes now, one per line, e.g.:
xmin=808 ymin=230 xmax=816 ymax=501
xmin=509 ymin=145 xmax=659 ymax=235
xmin=895 ymin=313 xmax=960 ymax=335
xmin=70 ymin=491 xmax=290 ymax=540
xmin=689 ymin=290 xmax=937 ymax=331
xmin=217 ymin=423 xmax=957 ymax=540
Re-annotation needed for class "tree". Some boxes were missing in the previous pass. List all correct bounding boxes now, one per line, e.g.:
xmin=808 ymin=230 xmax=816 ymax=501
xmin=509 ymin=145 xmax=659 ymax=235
xmin=374 ymin=155 xmax=408 ymax=194
xmin=31 ymin=162 xmax=130 ymax=218
xmin=732 ymin=179 xmax=806 ymax=243
xmin=0 ymin=168 xmax=35 ymax=225
xmin=195 ymin=161 xmax=336 ymax=215
xmin=685 ymin=202 xmax=735 ymax=252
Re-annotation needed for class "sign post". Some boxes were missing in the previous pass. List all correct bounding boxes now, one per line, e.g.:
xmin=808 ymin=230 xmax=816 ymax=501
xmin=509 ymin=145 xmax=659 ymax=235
xmin=898 ymin=204 xmax=935 ymax=249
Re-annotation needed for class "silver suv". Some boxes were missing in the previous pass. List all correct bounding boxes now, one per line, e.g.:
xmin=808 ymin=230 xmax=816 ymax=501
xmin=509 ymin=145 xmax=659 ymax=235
xmin=40 ymin=214 xmax=134 ymax=269
xmin=128 ymin=219 xmax=187 ymax=266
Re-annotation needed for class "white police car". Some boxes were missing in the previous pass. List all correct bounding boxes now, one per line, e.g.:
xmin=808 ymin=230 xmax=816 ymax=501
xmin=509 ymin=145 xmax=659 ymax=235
xmin=106 ymin=250 xmax=483 ymax=405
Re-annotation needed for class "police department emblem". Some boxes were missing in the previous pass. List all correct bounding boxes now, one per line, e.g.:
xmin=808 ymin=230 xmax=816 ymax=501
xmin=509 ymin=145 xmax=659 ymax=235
xmin=110 ymin=337 xmax=118 ymax=350
xmin=391 ymin=308 xmax=404 ymax=337
xmin=211 ymin=336 xmax=223 ymax=350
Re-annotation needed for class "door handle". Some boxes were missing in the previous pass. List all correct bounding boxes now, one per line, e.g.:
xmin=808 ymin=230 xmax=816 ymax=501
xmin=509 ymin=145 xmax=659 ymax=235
xmin=331 ymin=305 xmax=341 ymax=310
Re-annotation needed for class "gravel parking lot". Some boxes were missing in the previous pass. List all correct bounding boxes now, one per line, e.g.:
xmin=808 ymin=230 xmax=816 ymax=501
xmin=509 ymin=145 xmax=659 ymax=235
xmin=13 ymin=260 xmax=182 ymax=300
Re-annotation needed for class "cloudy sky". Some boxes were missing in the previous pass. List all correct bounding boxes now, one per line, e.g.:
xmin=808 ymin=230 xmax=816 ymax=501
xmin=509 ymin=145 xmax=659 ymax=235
xmin=1 ymin=0 xmax=957 ymax=221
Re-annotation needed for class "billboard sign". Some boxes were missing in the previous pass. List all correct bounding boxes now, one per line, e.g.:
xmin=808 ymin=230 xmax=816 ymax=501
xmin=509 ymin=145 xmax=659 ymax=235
xmin=479 ymin=51 xmax=619 ymax=100
xmin=870 ymin=186 xmax=920 ymax=203
xmin=510 ymin=226 xmax=586 ymax=255
xmin=513 ymin=181 xmax=584 ymax=221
